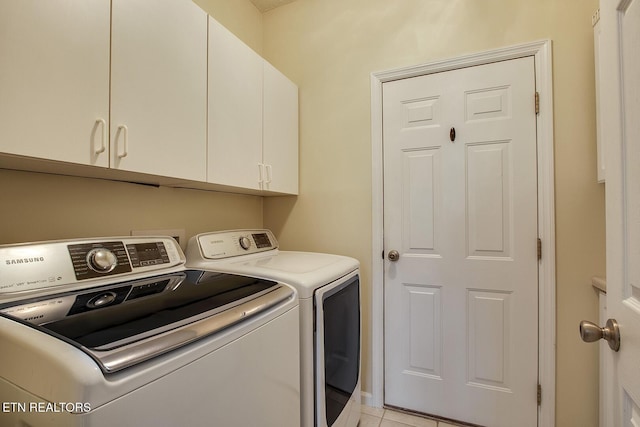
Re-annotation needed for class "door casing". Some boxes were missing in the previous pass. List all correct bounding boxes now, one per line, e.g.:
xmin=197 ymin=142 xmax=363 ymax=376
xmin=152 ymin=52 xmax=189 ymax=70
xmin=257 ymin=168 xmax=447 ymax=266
xmin=369 ymin=39 xmax=556 ymax=427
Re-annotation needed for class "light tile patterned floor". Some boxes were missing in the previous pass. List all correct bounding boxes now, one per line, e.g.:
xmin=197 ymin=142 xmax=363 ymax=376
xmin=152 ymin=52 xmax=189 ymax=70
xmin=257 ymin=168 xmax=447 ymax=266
xmin=361 ymin=406 xmax=465 ymax=427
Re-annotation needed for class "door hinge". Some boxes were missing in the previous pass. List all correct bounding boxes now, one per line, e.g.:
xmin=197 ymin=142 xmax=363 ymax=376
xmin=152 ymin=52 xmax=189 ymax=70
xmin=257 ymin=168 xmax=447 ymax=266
xmin=535 ymin=92 xmax=540 ymax=115
xmin=537 ymin=238 xmax=542 ymax=260
xmin=537 ymin=383 xmax=542 ymax=406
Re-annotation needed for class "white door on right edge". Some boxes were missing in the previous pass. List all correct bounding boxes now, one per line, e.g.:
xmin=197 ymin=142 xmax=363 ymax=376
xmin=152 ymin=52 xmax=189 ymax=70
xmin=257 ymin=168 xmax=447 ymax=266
xmin=599 ymin=0 xmax=640 ymax=425
xmin=383 ymin=57 xmax=538 ymax=427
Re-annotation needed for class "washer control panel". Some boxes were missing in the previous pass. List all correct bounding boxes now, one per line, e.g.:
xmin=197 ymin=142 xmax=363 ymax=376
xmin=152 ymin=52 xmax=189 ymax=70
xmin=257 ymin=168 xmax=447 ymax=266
xmin=239 ymin=236 xmax=252 ymax=250
xmin=0 ymin=237 xmax=184 ymax=298
xmin=190 ymin=229 xmax=278 ymax=260
xmin=69 ymin=241 xmax=133 ymax=280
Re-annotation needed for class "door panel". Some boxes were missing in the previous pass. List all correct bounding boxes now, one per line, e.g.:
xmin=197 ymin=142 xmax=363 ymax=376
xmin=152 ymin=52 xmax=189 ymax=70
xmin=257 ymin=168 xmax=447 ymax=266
xmin=263 ymin=61 xmax=299 ymax=194
xmin=208 ymin=17 xmax=263 ymax=189
xmin=405 ymin=284 xmax=442 ymax=377
xmin=466 ymin=142 xmax=512 ymax=258
xmin=383 ymin=57 xmax=538 ymax=427
xmin=402 ymin=148 xmax=441 ymax=254
xmin=467 ymin=289 xmax=511 ymax=389
xmin=0 ymin=0 xmax=110 ymax=166
xmin=111 ymin=0 xmax=207 ymax=181
xmin=620 ymin=0 xmax=640 ymax=303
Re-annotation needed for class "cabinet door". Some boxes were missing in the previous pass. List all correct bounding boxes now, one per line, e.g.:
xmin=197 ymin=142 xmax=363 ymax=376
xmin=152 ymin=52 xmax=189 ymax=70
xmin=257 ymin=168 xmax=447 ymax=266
xmin=208 ymin=17 xmax=263 ymax=190
xmin=263 ymin=62 xmax=299 ymax=195
xmin=0 ymin=0 xmax=110 ymax=166
xmin=111 ymin=0 xmax=207 ymax=181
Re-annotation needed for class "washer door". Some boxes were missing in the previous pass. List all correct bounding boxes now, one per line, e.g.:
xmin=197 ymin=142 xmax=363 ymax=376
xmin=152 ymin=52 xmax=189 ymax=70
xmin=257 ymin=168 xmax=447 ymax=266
xmin=314 ymin=271 xmax=360 ymax=427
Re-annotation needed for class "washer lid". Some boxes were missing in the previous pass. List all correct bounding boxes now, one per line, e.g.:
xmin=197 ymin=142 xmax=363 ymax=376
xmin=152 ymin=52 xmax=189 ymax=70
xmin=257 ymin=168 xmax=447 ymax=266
xmin=0 ymin=270 xmax=294 ymax=373
xmin=205 ymin=251 xmax=359 ymax=298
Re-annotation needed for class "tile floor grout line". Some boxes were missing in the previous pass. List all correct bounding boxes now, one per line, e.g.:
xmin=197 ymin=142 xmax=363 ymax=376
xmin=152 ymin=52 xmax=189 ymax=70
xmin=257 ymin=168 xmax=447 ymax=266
xmin=362 ymin=405 xmax=466 ymax=427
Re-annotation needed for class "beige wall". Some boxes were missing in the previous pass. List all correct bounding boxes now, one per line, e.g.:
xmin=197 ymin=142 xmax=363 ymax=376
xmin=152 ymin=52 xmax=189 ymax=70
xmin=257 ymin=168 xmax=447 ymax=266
xmin=0 ymin=0 xmax=265 ymax=245
xmin=194 ymin=0 xmax=264 ymax=54
xmin=0 ymin=169 xmax=263 ymax=245
xmin=261 ymin=0 xmax=605 ymax=425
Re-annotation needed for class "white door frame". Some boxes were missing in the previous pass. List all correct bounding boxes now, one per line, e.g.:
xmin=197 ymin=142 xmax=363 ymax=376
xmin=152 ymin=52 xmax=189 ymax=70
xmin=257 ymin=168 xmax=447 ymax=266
xmin=370 ymin=39 xmax=556 ymax=427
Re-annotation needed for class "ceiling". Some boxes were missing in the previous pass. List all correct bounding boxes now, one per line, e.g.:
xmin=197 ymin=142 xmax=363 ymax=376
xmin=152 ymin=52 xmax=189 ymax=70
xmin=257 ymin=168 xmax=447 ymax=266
xmin=250 ymin=0 xmax=297 ymax=12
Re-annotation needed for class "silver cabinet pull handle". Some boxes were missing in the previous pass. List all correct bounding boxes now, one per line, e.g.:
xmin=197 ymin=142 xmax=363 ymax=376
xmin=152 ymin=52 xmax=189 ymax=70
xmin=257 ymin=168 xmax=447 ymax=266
xmin=116 ymin=125 xmax=129 ymax=158
xmin=265 ymin=164 xmax=273 ymax=184
xmin=94 ymin=119 xmax=107 ymax=154
xmin=258 ymin=163 xmax=265 ymax=189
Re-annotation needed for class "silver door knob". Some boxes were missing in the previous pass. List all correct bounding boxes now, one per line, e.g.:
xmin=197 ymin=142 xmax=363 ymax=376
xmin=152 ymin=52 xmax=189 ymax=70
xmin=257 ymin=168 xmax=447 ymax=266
xmin=580 ymin=318 xmax=620 ymax=352
xmin=388 ymin=250 xmax=400 ymax=262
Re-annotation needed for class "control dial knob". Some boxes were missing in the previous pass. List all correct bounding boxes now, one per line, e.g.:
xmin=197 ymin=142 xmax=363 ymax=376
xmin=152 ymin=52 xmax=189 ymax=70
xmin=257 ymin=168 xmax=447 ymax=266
xmin=87 ymin=292 xmax=117 ymax=308
xmin=86 ymin=248 xmax=118 ymax=273
xmin=239 ymin=236 xmax=251 ymax=250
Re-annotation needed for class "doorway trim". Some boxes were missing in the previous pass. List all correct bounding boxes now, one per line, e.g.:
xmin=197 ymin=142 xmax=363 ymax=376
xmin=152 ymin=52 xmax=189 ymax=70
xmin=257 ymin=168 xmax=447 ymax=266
xmin=370 ymin=39 xmax=555 ymax=426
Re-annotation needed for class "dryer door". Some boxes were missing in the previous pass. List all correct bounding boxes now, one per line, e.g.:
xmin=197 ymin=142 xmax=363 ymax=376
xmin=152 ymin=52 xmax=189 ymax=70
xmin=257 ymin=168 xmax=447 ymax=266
xmin=314 ymin=270 xmax=361 ymax=427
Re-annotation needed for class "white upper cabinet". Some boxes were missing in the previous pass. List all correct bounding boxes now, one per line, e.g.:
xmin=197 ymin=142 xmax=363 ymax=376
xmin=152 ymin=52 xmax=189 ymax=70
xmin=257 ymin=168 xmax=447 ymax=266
xmin=0 ymin=0 xmax=110 ymax=167
xmin=0 ymin=3 xmax=297 ymax=195
xmin=208 ymin=17 xmax=298 ymax=194
xmin=208 ymin=17 xmax=263 ymax=190
xmin=263 ymin=62 xmax=299 ymax=195
xmin=111 ymin=0 xmax=207 ymax=181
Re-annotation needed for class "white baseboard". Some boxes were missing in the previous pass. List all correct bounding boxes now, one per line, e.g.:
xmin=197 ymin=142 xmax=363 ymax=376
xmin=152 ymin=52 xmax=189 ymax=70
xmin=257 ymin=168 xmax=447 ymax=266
xmin=361 ymin=391 xmax=378 ymax=408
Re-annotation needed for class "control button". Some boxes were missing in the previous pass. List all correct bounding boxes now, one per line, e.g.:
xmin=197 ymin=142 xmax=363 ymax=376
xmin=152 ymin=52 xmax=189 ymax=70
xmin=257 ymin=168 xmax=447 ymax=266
xmin=87 ymin=292 xmax=117 ymax=308
xmin=239 ymin=236 xmax=251 ymax=250
xmin=86 ymin=248 xmax=118 ymax=273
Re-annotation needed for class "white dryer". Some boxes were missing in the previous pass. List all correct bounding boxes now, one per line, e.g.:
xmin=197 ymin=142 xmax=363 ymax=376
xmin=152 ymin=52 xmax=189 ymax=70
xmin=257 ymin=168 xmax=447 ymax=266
xmin=186 ymin=229 xmax=361 ymax=427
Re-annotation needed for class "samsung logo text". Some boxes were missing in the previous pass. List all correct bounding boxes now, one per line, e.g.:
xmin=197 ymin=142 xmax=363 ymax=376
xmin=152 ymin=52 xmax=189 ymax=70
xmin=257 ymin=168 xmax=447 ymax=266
xmin=5 ymin=257 xmax=45 ymax=265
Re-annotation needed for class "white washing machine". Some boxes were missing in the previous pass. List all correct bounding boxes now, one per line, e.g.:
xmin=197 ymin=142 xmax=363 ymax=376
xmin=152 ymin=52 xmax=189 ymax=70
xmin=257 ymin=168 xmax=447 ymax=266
xmin=186 ymin=229 xmax=361 ymax=427
xmin=0 ymin=236 xmax=300 ymax=426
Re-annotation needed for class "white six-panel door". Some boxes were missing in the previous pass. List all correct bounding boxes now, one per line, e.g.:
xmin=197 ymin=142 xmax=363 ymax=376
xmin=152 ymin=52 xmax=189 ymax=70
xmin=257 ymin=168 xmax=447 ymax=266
xmin=599 ymin=0 xmax=640 ymax=425
xmin=383 ymin=57 xmax=538 ymax=427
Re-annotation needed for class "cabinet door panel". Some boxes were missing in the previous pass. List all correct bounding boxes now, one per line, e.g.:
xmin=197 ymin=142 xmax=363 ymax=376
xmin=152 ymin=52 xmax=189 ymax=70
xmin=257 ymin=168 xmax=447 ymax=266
xmin=111 ymin=0 xmax=207 ymax=181
xmin=208 ymin=17 xmax=263 ymax=190
xmin=0 ymin=0 xmax=110 ymax=166
xmin=263 ymin=62 xmax=299 ymax=195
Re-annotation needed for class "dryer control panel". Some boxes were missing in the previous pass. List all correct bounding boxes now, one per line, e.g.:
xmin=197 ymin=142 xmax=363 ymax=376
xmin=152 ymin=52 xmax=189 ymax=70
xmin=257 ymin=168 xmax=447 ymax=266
xmin=190 ymin=229 xmax=278 ymax=260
